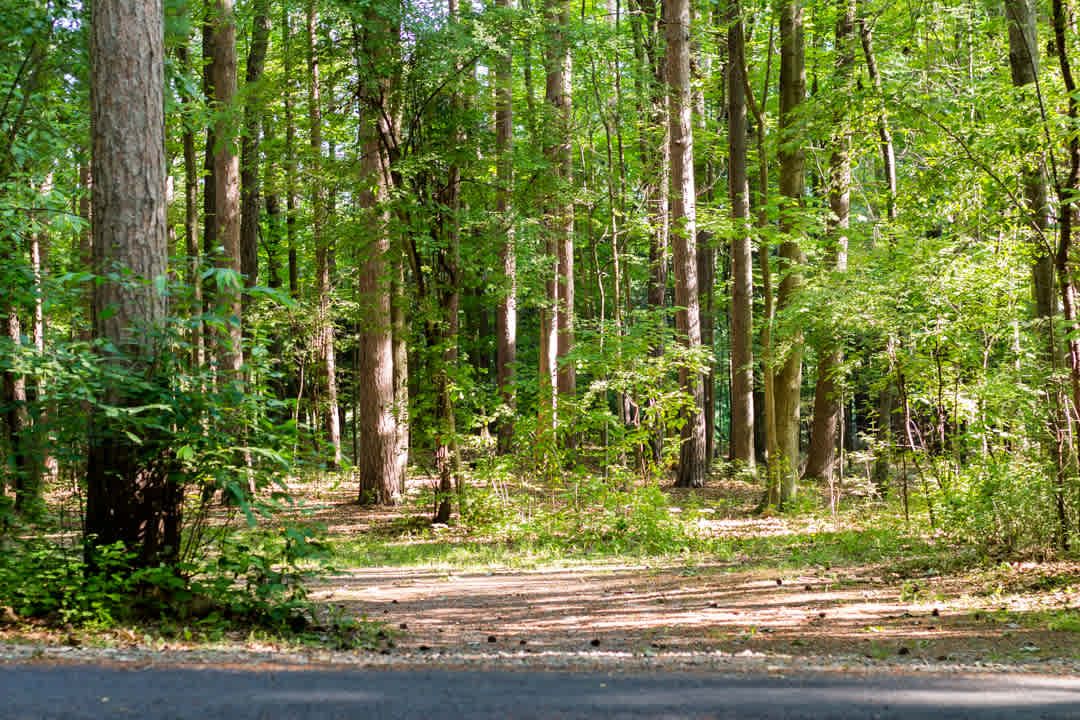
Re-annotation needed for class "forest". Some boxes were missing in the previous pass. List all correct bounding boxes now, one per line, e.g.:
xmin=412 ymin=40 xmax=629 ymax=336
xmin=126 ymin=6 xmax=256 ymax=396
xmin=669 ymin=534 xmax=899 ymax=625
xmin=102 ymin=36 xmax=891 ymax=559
xmin=3 ymin=0 xmax=1080 ymax=651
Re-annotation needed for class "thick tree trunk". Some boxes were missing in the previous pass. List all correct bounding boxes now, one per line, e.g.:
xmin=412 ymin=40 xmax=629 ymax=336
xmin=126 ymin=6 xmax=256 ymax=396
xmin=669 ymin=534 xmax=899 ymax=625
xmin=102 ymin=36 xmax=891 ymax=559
xmin=355 ymin=22 xmax=402 ymax=505
xmin=771 ymin=0 xmax=807 ymax=505
xmin=804 ymin=0 xmax=855 ymax=483
xmin=666 ymin=0 xmax=706 ymax=488
xmin=495 ymin=0 xmax=516 ymax=454
xmin=87 ymin=0 xmax=180 ymax=567
xmin=728 ymin=0 xmax=755 ymax=470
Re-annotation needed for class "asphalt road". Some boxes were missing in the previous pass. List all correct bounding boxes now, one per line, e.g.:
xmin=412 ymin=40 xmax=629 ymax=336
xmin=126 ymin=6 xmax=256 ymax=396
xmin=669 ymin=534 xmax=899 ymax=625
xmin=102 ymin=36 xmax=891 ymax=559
xmin=4 ymin=664 xmax=1080 ymax=719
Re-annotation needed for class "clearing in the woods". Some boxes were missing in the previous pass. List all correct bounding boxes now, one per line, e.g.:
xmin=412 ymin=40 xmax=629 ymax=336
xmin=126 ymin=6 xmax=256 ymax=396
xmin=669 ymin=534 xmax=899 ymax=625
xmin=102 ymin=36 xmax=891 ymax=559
xmin=6 ymin=476 xmax=1077 ymax=674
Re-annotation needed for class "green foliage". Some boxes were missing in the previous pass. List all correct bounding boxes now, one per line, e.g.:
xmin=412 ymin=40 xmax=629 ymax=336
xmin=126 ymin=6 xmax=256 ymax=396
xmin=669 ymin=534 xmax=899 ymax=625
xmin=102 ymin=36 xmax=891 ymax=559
xmin=0 ymin=521 xmax=329 ymax=632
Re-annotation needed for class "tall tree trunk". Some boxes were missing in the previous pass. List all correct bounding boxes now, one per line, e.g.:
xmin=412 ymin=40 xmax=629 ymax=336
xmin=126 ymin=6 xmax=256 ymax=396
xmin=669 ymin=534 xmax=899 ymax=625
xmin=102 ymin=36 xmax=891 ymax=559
xmin=435 ymin=0 xmax=465 ymax=523
xmin=666 ymin=0 xmax=705 ymax=488
xmin=771 ymin=0 xmax=807 ymax=505
xmin=728 ymin=0 xmax=755 ymax=470
xmin=283 ymin=9 xmax=299 ymax=299
xmin=212 ymin=0 xmax=242 ymax=376
xmin=538 ymin=0 xmax=574 ymax=457
xmin=1052 ymin=0 xmax=1080 ymax=549
xmin=355 ymin=22 xmax=402 ymax=505
xmin=308 ymin=0 xmax=342 ymax=468
xmin=804 ymin=0 xmax=855 ymax=483
xmin=639 ymin=0 xmax=669 ymax=466
xmin=494 ymin=0 xmax=516 ymax=454
xmin=86 ymin=0 xmax=179 ymax=567
xmin=201 ymin=6 xmax=218 ymax=338
xmin=240 ymin=0 xmax=270 ymax=302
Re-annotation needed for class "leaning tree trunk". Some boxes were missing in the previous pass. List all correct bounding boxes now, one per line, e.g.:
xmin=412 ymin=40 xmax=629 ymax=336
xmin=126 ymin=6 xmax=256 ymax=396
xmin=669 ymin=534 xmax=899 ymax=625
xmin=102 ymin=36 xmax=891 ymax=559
xmin=86 ymin=0 xmax=180 ymax=568
xmin=666 ymin=0 xmax=706 ymax=488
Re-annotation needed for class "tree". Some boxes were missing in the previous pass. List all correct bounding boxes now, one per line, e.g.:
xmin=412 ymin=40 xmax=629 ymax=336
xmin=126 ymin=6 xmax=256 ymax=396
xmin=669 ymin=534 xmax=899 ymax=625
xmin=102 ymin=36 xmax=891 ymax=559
xmin=769 ymin=0 xmax=807 ymax=505
xmin=666 ymin=0 xmax=705 ymax=488
xmin=354 ymin=15 xmax=402 ymax=505
xmin=728 ymin=0 xmax=754 ymax=470
xmin=307 ymin=0 xmax=342 ymax=468
xmin=211 ymin=0 xmax=242 ymax=376
xmin=240 ymin=0 xmax=271 ymax=301
xmin=494 ymin=0 xmax=516 ymax=454
xmin=804 ymin=0 xmax=855 ymax=482
xmin=86 ymin=0 xmax=179 ymax=567
xmin=538 ymin=0 xmax=575 ymax=455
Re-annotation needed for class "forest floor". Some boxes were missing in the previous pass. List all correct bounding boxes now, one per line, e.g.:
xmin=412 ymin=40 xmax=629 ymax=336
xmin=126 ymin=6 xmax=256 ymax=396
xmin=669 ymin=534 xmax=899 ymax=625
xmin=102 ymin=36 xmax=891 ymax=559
xmin=4 ymin=474 xmax=1080 ymax=675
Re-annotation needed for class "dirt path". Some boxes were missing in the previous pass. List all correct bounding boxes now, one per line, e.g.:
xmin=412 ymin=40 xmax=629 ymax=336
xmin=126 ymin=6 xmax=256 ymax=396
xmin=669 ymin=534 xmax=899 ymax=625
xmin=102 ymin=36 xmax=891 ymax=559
xmin=313 ymin=562 xmax=1079 ymax=669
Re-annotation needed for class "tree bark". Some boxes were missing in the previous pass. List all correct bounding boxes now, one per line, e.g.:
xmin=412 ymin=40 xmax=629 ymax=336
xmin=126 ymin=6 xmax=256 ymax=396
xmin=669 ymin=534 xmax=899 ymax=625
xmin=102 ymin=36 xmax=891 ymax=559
xmin=86 ymin=0 xmax=179 ymax=567
xmin=666 ymin=0 xmax=706 ymax=488
xmin=212 ymin=0 xmax=242 ymax=376
xmin=771 ymin=0 xmax=807 ymax=505
xmin=804 ymin=0 xmax=855 ymax=483
xmin=354 ymin=22 xmax=402 ymax=505
xmin=728 ymin=0 xmax=755 ymax=470
xmin=240 ymin=0 xmax=270 ymax=301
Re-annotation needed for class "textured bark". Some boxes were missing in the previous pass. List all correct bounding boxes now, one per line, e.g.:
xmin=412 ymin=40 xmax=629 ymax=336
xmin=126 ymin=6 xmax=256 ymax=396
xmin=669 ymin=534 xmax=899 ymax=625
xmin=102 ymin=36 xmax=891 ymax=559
xmin=240 ymin=0 xmax=270 ymax=299
xmin=728 ymin=0 xmax=755 ymax=469
xmin=212 ymin=0 xmax=242 ymax=376
xmin=494 ymin=0 xmax=516 ymax=454
xmin=804 ymin=0 xmax=854 ymax=483
xmin=771 ymin=0 xmax=806 ymax=505
xmin=308 ymin=1 xmax=341 ymax=468
xmin=355 ymin=21 xmax=401 ymax=505
xmin=87 ymin=0 xmax=180 ymax=567
xmin=666 ymin=0 xmax=705 ymax=488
